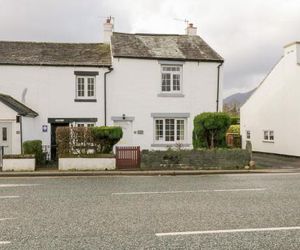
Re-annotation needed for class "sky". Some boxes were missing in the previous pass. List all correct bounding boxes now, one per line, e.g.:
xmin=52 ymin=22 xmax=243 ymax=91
xmin=0 ymin=0 xmax=300 ymax=97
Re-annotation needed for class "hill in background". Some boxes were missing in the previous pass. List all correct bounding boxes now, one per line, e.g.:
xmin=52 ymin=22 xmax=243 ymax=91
xmin=223 ymin=88 xmax=256 ymax=115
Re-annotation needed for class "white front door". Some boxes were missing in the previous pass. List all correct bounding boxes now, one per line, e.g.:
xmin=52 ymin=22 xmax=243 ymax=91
xmin=114 ymin=121 xmax=133 ymax=146
xmin=0 ymin=122 xmax=12 ymax=155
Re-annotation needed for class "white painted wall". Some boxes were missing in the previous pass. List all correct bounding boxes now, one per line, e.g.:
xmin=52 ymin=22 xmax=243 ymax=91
xmin=2 ymin=158 xmax=35 ymax=171
xmin=0 ymin=65 xmax=108 ymax=154
xmin=0 ymin=58 xmax=222 ymax=152
xmin=241 ymin=42 xmax=300 ymax=156
xmin=59 ymin=157 xmax=115 ymax=170
xmin=0 ymin=102 xmax=21 ymax=154
xmin=107 ymin=58 xmax=223 ymax=150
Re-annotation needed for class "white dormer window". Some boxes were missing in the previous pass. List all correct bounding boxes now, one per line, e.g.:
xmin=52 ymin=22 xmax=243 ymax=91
xmin=76 ymin=76 xmax=96 ymax=99
xmin=161 ymin=65 xmax=182 ymax=93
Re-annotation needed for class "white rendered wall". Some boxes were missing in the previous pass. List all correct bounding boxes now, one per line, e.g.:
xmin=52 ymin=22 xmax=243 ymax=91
xmin=107 ymin=58 xmax=223 ymax=150
xmin=2 ymin=158 xmax=35 ymax=171
xmin=0 ymin=65 xmax=107 ymax=148
xmin=241 ymin=43 xmax=300 ymax=156
xmin=0 ymin=103 xmax=21 ymax=154
xmin=59 ymin=158 xmax=116 ymax=170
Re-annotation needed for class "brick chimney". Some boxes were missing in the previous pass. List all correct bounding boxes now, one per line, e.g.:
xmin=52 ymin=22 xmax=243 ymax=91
xmin=103 ymin=17 xmax=113 ymax=43
xmin=185 ymin=23 xmax=197 ymax=36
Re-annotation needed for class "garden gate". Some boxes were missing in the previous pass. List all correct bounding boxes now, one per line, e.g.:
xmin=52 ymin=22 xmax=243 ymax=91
xmin=116 ymin=146 xmax=141 ymax=169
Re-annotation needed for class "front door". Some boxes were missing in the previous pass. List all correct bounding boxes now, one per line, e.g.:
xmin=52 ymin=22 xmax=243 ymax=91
xmin=0 ymin=122 xmax=12 ymax=155
xmin=113 ymin=121 xmax=133 ymax=146
xmin=50 ymin=123 xmax=69 ymax=161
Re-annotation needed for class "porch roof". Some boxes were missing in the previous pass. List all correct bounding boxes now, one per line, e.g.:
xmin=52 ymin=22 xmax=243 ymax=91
xmin=0 ymin=93 xmax=38 ymax=118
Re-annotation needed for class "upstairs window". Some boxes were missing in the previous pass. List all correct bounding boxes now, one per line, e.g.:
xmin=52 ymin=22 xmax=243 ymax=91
xmin=76 ymin=76 xmax=96 ymax=99
xmin=161 ymin=65 xmax=182 ymax=93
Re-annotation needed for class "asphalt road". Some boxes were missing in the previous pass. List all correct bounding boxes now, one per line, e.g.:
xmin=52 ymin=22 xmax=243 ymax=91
xmin=1 ymin=174 xmax=300 ymax=249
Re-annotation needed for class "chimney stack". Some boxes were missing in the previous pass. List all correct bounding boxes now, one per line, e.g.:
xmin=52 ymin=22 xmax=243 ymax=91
xmin=185 ymin=23 xmax=197 ymax=36
xmin=103 ymin=17 xmax=113 ymax=43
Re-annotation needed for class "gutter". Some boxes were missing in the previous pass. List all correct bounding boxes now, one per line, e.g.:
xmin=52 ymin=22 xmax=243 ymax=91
xmin=216 ymin=62 xmax=223 ymax=112
xmin=104 ymin=67 xmax=114 ymax=126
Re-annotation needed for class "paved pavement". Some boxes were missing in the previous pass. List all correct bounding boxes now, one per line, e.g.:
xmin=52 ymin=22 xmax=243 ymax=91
xmin=1 ymin=173 xmax=300 ymax=249
xmin=253 ymin=152 xmax=300 ymax=169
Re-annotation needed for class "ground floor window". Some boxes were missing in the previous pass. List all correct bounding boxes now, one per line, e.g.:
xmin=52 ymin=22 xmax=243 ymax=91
xmin=75 ymin=123 xmax=95 ymax=128
xmin=154 ymin=118 xmax=186 ymax=143
xmin=246 ymin=130 xmax=251 ymax=140
xmin=263 ymin=130 xmax=274 ymax=142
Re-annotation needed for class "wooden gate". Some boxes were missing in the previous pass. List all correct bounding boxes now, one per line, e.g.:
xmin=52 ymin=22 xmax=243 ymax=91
xmin=116 ymin=146 xmax=141 ymax=169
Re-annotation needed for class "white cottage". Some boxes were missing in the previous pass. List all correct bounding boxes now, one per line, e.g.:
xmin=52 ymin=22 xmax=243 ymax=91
xmin=241 ymin=42 xmax=300 ymax=156
xmin=0 ymin=20 xmax=223 ymax=159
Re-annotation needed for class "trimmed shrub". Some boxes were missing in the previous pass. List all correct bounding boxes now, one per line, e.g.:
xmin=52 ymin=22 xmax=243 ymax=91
xmin=230 ymin=116 xmax=240 ymax=125
xmin=227 ymin=125 xmax=240 ymax=134
xmin=23 ymin=140 xmax=44 ymax=165
xmin=193 ymin=112 xmax=231 ymax=149
xmin=91 ymin=126 xmax=123 ymax=154
xmin=56 ymin=126 xmax=123 ymax=157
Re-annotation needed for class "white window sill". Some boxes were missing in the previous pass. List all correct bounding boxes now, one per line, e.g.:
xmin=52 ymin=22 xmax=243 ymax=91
xmin=262 ymin=140 xmax=274 ymax=143
xmin=157 ymin=93 xmax=185 ymax=98
xmin=74 ymin=99 xmax=97 ymax=102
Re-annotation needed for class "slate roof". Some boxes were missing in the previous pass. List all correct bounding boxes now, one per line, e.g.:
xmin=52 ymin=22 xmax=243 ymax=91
xmin=111 ymin=32 xmax=223 ymax=62
xmin=0 ymin=41 xmax=111 ymax=66
xmin=0 ymin=93 xmax=38 ymax=117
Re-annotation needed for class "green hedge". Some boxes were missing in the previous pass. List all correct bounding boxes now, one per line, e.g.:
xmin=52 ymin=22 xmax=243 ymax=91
xmin=56 ymin=126 xmax=123 ymax=157
xmin=227 ymin=125 xmax=240 ymax=134
xmin=193 ymin=112 xmax=231 ymax=149
xmin=142 ymin=148 xmax=250 ymax=170
xmin=91 ymin=126 xmax=123 ymax=154
xmin=230 ymin=116 xmax=240 ymax=125
xmin=23 ymin=140 xmax=44 ymax=165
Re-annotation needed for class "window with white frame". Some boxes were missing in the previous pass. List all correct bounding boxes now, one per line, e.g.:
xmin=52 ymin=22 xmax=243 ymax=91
xmin=246 ymin=130 xmax=251 ymax=140
xmin=76 ymin=76 xmax=96 ymax=99
xmin=161 ymin=65 xmax=182 ymax=93
xmin=154 ymin=118 xmax=186 ymax=143
xmin=263 ymin=130 xmax=274 ymax=141
xmin=75 ymin=123 xmax=95 ymax=128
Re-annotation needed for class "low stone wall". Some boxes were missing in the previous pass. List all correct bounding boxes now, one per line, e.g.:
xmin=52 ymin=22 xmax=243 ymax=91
xmin=59 ymin=157 xmax=116 ymax=171
xmin=2 ymin=157 xmax=36 ymax=171
xmin=141 ymin=149 xmax=251 ymax=170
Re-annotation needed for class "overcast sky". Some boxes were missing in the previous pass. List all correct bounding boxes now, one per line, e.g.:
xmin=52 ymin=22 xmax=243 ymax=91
xmin=0 ymin=0 xmax=300 ymax=97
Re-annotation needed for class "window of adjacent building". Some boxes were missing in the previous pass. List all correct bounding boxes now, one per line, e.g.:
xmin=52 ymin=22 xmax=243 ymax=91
xmin=246 ymin=130 xmax=251 ymax=140
xmin=161 ymin=65 xmax=182 ymax=93
xmin=2 ymin=127 xmax=7 ymax=141
xmin=76 ymin=76 xmax=96 ymax=99
xmin=154 ymin=118 xmax=185 ymax=143
xmin=263 ymin=130 xmax=274 ymax=142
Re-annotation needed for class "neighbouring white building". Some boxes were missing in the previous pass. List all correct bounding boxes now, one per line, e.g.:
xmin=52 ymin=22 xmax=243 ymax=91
xmin=241 ymin=41 xmax=300 ymax=156
xmin=0 ymin=19 xmax=223 ymax=159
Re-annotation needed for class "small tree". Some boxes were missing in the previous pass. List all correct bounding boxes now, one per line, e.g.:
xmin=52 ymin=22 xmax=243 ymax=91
xmin=193 ymin=112 xmax=231 ymax=149
xmin=91 ymin=126 xmax=123 ymax=153
xmin=23 ymin=140 xmax=44 ymax=165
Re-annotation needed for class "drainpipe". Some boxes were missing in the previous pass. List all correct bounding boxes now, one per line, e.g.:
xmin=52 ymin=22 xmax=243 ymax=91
xmin=104 ymin=67 xmax=114 ymax=126
xmin=19 ymin=115 xmax=23 ymax=154
xmin=216 ymin=62 xmax=223 ymax=112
